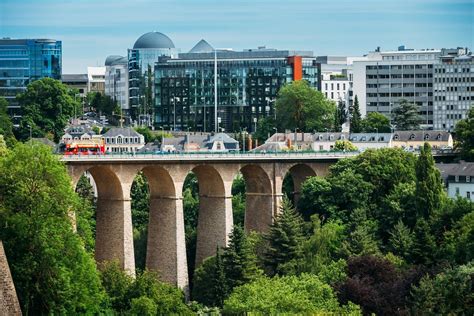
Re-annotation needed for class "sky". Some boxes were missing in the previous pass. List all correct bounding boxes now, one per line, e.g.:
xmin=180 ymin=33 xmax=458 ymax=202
xmin=1 ymin=0 xmax=473 ymax=73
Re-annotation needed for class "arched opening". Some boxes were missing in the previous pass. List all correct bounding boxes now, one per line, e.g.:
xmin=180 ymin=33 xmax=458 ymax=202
xmin=240 ymin=164 xmax=273 ymax=233
xmin=75 ymin=172 xmax=97 ymax=253
xmin=283 ymin=164 xmax=317 ymax=209
xmin=130 ymin=172 xmax=150 ymax=271
xmin=182 ymin=172 xmax=199 ymax=289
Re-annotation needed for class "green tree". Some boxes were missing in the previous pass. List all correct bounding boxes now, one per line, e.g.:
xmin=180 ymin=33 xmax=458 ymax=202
xmin=275 ymin=80 xmax=335 ymax=132
xmin=16 ymin=78 xmax=79 ymax=142
xmin=223 ymin=274 xmax=361 ymax=314
xmin=88 ymin=91 xmax=118 ymax=116
xmin=334 ymin=99 xmax=347 ymax=131
xmin=361 ymin=112 xmax=391 ymax=133
xmin=0 ymin=142 xmax=106 ymax=314
xmin=264 ymin=198 xmax=305 ymax=275
xmin=223 ymin=225 xmax=262 ymax=292
xmin=410 ymin=262 xmax=474 ymax=315
xmin=334 ymin=139 xmax=358 ymax=151
xmin=454 ymin=107 xmax=474 ymax=161
xmin=388 ymin=220 xmax=414 ymax=259
xmin=392 ymin=99 xmax=421 ymax=130
xmin=192 ymin=249 xmax=227 ymax=307
xmin=0 ymin=97 xmax=15 ymax=146
xmin=415 ymin=143 xmax=443 ymax=218
xmin=410 ymin=218 xmax=436 ymax=265
xmin=253 ymin=116 xmax=276 ymax=144
xmin=298 ymin=176 xmax=333 ymax=221
xmin=350 ymin=95 xmax=362 ymax=133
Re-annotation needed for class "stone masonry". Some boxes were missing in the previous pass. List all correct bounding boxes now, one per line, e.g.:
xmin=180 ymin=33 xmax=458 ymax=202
xmin=0 ymin=241 xmax=22 ymax=316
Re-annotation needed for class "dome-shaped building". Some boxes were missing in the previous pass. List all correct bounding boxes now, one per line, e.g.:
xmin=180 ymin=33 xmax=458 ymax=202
xmin=133 ymin=32 xmax=175 ymax=49
xmin=128 ymin=32 xmax=180 ymax=116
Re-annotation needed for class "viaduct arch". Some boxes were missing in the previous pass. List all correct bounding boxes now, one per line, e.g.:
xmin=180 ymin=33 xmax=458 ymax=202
xmin=66 ymin=157 xmax=336 ymax=294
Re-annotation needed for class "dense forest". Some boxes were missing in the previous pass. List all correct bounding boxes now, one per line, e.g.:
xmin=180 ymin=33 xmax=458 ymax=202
xmin=0 ymin=138 xmax=472 ymax=315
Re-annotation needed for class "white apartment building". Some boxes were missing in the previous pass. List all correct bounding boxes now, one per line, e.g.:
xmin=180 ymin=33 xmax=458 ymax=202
xmin=352 ymin=46 xmax=441 ymax=128
xmin=105 ymin=55 xmax=130 ymax=114
xmin=87 ymin=66 xmax=106 ymax=94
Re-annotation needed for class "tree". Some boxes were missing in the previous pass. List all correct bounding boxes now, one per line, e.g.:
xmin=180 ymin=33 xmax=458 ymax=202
xmin=350 ymin=95 xmax=362 ymax=133
xmin=388 ymin=220 xmax=414 ymax=259
xmin=415 ymin=143 xmax=443 ymax=218
xmin=275 ymin=80 xmax=335 ymax=132
xmin=192 ymin=249 xmax=227 ymax=307
xmin=454 ymin=107 xmax=474 ymax=161
xmin=410 ymin=218 xmax=437 ymax=265
xmin=222 ymin=225 xmax=262 ymax=293
xmin=298 ymin=176 xmax=333 ymax=221
xmin=263 ymin=198 xmax=305 ymax=275
xmin=334 ymin=139 xmax=357 ymax=151
xmin=0 ymin=97 xmax=15 ymax=146
xmin=223 ymin=274 xmax=361 ymax=314
xmin=334 ymin=99 xmax=347 ymax=131
xmin=392 ymin=99 xmax=421 ymax=130
xmin=253 ymin=116 xmax=276 ymax=144
xmin=88 ymin=91 xmax=118 ymax=116
xmin=337 ymin=255 xmax=422 ymax=315
xmin=410 ymin=262 xmax=474 ymax=315
xmin=361 ymin=112 xmax=391 ymax=133
xmin=0 ymin=142 xmax=106 ymax=314
xmin=16 ymin=78 xmax=79 ymax=142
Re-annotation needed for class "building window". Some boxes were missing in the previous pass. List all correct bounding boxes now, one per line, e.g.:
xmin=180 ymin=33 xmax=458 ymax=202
xmin=455 ymin=175 xmax=459 ymax=182
xmin=456 ymin=187 xmax=460 ymax=195
xmin=467 ymin=191 xmax=471 ymax=199
xmin=467 ymin=176 xmax=471 ymax=183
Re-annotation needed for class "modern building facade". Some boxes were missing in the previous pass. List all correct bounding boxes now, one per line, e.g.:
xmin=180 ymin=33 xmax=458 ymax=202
xmin=128 ymin=32 xmax=180 ymax=121
xmin=433 ymin=49 xmax=473 ymax=131
xmin=154 ymin=44 xmax=320 ymax=132
xmin=317 ymin=56 xmax=351 ymax=107
xmin=61 ymin=74 xmax=88 ymax=96
xmin=352 ymin=46 xmax=440 ymax=129
xmin=105 ymin=55 xmax=129 ymax=114
xmin=87 ymin=66 xmax=106 ymax=94
xmin=0 ymin=38 xmax=62 ymax=115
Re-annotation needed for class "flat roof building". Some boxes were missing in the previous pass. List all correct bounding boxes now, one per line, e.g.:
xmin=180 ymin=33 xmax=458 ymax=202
xmin=0 ymin=38 xmax=62 ymax=116
xmin=154 ymin=44 xmax=319 ymax=133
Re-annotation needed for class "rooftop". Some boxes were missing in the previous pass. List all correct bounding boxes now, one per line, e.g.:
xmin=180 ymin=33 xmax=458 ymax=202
xmin=133 ymin=31 xmax=175 ymax=49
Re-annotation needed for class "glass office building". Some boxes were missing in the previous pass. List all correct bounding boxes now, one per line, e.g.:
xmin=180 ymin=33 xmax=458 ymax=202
xmin=128 ymin=32 xmax=179 ymax=121
xmin=0 ymin=38 xmax=62 ymax=116
xmin=154 ymin=46 xmax=319 ymax=132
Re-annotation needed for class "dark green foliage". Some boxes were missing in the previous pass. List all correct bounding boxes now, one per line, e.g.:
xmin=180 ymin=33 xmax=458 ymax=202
xmin=253 ymin=116 xmax=276 ymax=143
xmin=223 ymin=225 xmax=262 ymax=291
xmin=0 ymin=97 xmax=15 ymax=146
xmin=410 ymin=218 xmax=437 ymax=265
xmin=454 ymin=107 xmax=474 ymax=161
xmin=131 ymin=172 xmax=150 ymax=229
xmin=0 ymin=142 xmax=106 ymax=314
xmin=350 ymin=95 xmax=362 ymax=133
xmin=192 ymin=250 xmax=227 ymax=307
xmin=134 ymin=227 xmax=148 ymax=271
xmin=415 ymin=143 xmax=443 ymax=218
xmin=361 ymin=111 xmax=391 ymax=133
xmin=334 ymin=99 xmax=347 ymax=131
xmin=264 ymin=198 xmax=305 ymax=276
xmin=16 ymin=78 xmax=79 ymax=142
xmin=392 ymin=99 xmax=422 ymax=130
xmin=100 ymin=262 xmax=192 ymax=314
xmin=410 ymin=262 xmax=474 ymax=315
xmin=88 ymin=91 xmax=118 ymax=116
xmin=276 ymin=80 xmax=336 ymax=132
xmin=298 ymin=176 xmax=332 ymax=221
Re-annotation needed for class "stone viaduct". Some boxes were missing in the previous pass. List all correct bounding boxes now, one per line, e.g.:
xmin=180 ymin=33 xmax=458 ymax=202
xmin=63 ymin=152 xmax=357 ymax=293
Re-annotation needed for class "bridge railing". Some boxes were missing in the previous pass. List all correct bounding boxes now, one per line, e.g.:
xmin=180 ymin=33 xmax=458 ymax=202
xmin=60 ymin=150 xmax=361 ymax=160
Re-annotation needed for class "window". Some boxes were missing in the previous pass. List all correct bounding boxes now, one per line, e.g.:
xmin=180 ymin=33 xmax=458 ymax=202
xmin=456 ymin=187 xmax=460 ymax=195
xmin=455 ymin=175 xmax=459 ymax=182
xmin=467 ymin=176 xmax=471 ymax=183
xmin=467 ymin=191 xmax=471 ymax=199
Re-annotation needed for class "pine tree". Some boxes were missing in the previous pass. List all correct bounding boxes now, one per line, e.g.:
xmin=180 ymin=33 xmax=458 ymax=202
xmin=388 ymin=220 xmax=414 ymax=259
xmin=410 ymin=218 xmax=436 ymax=265
xmin=350 ymin=95 xmax=362 ymax=133
xmin=334 ymin=99 xmax=347 ymax=131
xmin=415 ymin=143 xmax=444 ymax=218
xmin=392 ymin=99 xmax=421 ymax=130
xmin=222 ymin=225 xmax=262 ymax=294
xmin=263 ymin=198 xmax=305 ymax=276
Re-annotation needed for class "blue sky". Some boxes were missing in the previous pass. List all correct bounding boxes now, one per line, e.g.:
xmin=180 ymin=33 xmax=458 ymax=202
xmin=1 ymin=0 xmax=473 ymax=73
